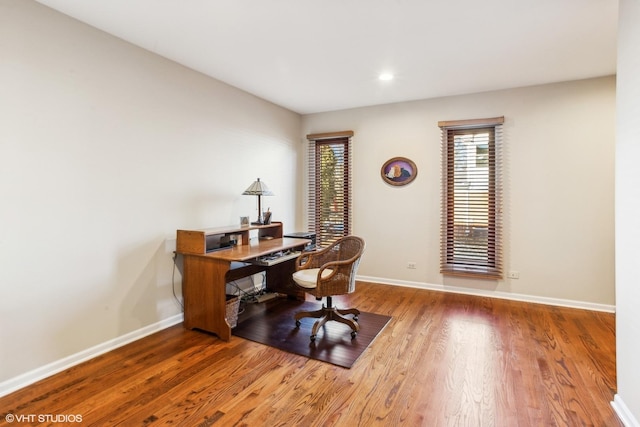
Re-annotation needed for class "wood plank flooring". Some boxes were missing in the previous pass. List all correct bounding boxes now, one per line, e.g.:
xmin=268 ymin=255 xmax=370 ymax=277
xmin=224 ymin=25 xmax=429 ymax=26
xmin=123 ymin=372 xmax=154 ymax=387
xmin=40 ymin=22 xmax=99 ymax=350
xmin=0 ymin=282 xmax=619 ymax=426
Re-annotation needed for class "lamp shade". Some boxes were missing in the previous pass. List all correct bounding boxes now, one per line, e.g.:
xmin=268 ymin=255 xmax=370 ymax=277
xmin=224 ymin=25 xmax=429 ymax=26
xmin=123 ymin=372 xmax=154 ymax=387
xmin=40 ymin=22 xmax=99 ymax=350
xmin=242 ymin=178 xmax=274 ymax=196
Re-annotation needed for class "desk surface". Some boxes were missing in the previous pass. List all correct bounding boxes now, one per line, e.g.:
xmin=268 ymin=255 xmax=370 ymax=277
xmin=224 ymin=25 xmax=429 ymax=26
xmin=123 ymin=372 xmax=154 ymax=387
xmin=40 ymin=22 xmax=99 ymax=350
xmin=195 ymin=237 xmax=310 ymax=262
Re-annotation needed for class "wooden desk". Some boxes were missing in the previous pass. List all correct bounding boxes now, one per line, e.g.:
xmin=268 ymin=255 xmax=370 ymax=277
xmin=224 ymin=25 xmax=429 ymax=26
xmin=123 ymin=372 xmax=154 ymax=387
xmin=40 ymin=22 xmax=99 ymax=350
xmin=176 ymin=223 xmax=309 ymax=340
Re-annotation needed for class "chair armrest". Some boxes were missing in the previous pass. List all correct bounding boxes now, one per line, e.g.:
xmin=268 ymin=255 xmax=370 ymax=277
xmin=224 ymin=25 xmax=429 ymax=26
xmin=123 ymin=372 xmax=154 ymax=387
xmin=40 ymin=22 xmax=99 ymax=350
xmin=295 ymin=246 xmax=336 ymax=270
xmin=314 ymin=254 xmax=362 ymax=295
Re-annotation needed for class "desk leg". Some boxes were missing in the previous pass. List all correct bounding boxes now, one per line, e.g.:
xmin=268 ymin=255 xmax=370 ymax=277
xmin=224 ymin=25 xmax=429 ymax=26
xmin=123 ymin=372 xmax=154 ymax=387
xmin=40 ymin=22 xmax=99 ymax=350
xmin=182 ymin=255 xmax=231 ymax=341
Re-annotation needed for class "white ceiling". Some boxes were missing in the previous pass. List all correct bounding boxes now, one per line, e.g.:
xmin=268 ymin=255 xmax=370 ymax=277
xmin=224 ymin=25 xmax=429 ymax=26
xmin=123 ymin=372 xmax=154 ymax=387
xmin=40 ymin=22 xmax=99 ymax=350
xmin=35 ymin=0 xmax=618 ymax=115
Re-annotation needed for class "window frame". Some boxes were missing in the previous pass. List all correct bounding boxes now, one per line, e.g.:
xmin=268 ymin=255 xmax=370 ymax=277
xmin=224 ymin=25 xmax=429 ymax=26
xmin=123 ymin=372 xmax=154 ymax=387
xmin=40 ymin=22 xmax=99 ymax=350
xmin=439 ymin=117 xmax=504 ymax=279
xmin=306 ymin=131 xmax=353 ymax=248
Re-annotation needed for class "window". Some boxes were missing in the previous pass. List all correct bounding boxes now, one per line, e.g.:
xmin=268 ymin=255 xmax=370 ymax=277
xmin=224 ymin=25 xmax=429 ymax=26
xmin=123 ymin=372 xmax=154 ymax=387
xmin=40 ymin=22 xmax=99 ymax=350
xmin=439 ymin=117 xmax=504 ymax=279
xmin=306 ymin=131 xmax=353 ymax=247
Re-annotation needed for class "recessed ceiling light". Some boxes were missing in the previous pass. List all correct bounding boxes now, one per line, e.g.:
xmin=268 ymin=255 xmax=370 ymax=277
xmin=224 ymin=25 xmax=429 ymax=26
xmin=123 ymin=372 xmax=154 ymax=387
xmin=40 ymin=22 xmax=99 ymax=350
xmin=379 ymin=73 xmax=394 ymax=81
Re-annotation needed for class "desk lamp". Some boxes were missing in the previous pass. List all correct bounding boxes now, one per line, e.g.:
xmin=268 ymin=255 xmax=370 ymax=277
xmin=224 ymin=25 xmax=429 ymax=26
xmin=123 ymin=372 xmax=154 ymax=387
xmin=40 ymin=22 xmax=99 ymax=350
xmin=242 ymin=178 xmax=273 ymax=225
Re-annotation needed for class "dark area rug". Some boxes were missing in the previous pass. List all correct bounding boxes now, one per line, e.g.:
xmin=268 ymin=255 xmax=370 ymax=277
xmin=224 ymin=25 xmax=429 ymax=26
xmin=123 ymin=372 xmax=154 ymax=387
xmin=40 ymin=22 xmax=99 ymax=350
xmin=232 ymin=298 xmax=391 ymax=368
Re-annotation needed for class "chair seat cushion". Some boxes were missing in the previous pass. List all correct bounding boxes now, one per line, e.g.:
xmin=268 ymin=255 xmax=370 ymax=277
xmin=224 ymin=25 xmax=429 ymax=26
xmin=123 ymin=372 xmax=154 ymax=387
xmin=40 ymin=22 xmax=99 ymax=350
xmin=292 ymin=268 xmax=333 ymax=289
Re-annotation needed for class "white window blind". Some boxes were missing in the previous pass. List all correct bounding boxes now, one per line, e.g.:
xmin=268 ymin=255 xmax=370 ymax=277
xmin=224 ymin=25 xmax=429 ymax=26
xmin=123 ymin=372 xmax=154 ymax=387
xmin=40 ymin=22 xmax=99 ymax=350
xmin=439 ymin=117 xmax=504 ymax=279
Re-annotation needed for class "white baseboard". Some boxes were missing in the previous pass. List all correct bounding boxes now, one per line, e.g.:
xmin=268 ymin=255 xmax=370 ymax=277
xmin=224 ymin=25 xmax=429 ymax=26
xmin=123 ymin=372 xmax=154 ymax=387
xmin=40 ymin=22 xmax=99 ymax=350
xmin=612 ymin=394 xmax=640 ymax=427
xmin=357 ymin=275 xmax=616 ymax=313
xmin=0 ymin=313 xmax=184 ymax=398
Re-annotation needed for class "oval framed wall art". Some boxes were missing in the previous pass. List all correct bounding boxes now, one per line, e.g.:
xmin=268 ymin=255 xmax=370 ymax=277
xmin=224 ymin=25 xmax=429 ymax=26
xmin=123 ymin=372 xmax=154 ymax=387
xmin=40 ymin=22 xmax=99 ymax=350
xmin=381 ymin=157 xmax=418 ymax=186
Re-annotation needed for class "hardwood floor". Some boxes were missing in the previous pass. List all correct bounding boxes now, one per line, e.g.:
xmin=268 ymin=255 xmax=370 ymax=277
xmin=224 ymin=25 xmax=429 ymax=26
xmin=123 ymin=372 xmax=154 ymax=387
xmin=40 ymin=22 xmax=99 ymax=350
xmin=0 ymin=282 xmax=619 ymax=426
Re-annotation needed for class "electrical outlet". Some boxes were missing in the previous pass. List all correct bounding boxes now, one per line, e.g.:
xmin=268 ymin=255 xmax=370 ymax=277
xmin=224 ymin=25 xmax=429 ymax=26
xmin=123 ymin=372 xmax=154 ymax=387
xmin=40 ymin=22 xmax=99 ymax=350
xmin=407 ymin=262 xmax=417 ymax=269
xmin=508 ymin=271 xmax=520 ymax=279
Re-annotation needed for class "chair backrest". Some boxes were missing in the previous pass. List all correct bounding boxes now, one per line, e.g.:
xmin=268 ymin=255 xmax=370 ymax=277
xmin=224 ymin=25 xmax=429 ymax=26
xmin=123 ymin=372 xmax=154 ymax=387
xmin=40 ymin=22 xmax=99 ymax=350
xmin=316 ymin=235 xmax=365 ymax=296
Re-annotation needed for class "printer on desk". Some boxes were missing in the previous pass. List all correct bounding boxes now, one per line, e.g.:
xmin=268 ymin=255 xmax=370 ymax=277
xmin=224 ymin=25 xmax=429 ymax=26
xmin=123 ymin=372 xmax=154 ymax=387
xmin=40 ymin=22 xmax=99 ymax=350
xmin=283 ymin=232 xmax=316 ymax=251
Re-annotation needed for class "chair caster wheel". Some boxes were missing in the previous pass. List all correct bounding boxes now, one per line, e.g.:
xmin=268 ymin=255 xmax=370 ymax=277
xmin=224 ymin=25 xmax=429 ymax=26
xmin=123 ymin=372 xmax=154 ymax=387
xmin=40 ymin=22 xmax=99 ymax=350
xmin=351 ymin=331 xmax=357 ymax=339
xmin=295 ymin=320 xmax=301 ymax=328
xmin=310 ymin=335 xmax=316 ymax=342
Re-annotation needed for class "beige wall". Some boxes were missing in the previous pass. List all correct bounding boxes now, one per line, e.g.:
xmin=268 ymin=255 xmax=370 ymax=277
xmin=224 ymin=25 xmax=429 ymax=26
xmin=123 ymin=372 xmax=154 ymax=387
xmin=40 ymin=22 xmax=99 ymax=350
xmin=0 ymin=0 xmax=301 ymax=385
xmin=302 ymin=76 xmax=616 ymax=308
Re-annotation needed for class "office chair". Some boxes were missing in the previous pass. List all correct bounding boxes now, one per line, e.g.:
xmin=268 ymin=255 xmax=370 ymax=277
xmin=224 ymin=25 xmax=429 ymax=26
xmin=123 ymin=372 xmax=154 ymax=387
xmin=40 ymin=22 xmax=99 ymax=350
xmin=292 ymin=235 xmax=365 ymax=342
